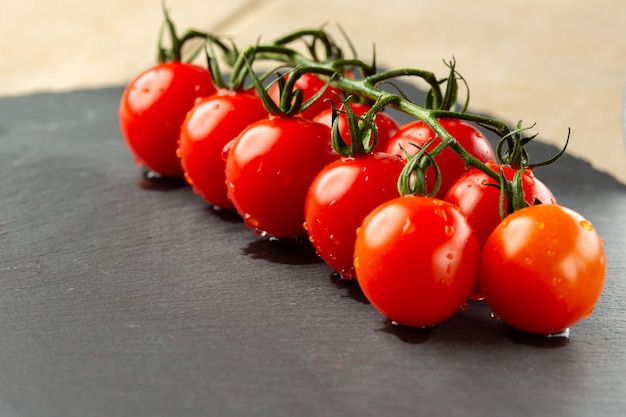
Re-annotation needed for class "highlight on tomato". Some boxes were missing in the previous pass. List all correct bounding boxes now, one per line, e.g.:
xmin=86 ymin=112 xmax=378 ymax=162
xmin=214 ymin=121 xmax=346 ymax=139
xmin=118 ymin=9 xmax=215 ymax=177
xmin=479 ymin=204 xmax=606 ymax=335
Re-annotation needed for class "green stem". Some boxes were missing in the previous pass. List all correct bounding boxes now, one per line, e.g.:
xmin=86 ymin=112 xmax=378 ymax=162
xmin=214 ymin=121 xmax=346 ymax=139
xmin=249 ymin=43 xmax=511 ymax=184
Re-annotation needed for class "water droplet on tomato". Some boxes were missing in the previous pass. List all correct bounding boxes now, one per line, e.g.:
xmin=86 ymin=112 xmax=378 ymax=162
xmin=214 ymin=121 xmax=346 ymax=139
xmin=184 ymin=172 xmax=193 ymax=185
xmin=446 ymin=253 xmax=454 ymax=259
xmin=402 ymin=218 xmax=415 ymax=234
xmin=546 ymin=328 xmax=570 ymax=339
xmin=524 ymin=257 xmax=533 ymax=265
xmin=459 ymin=302 xmax=470 ymax=311
xmin=547 ymin=250 xmax=555 ymax=257
xmin=244 ymin=213 xmax=259 ymax=228
xmin=222 ymin=140 xmax=235 ymax=161
xmin=353 ymin=257 xmax=360 ymax=268
xmin=255 ymin=229 xmax=267 ymax=237
xmin=444 ymin=225 xmax=454 ymax=237
xmin=339 ymin=269 xmax=354 ymax=279
xmin=175 ymin=148 xmax=182 ymax=159
xmin=303 ymin=222 xmax=309 ymax=231
xmin=580 ymin=220 xmax=594 ymax=231
xmin=536 ymin=220 xmax=545 ymax=230
xmin=489 ymin=311 xmax=500 ymax=321
xmin=551 ymin=276 xmax=563 ymax=285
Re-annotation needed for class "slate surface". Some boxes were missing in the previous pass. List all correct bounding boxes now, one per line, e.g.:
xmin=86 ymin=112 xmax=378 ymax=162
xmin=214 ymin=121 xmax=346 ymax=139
xmin=0 ymin=87 xmax=625 ymax=417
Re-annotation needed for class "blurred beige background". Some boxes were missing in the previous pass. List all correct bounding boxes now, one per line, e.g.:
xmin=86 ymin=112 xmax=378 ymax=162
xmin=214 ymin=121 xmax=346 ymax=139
xmin=2 ymin=0 xmax=625 ymax=184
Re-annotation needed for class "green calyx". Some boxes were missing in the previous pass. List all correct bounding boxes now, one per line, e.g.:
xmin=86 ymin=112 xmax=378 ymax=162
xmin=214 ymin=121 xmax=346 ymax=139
xmin=331 ymin=94 xmax=399 ymax=157
xmin=396 ymin=141 xmax=442 ymax=197
xmin=204 ymin=38 xmax=254 ymax=91
xmin=491 ymin=121 xmax=570 ymax=216
xmin=496 ymin=121 xmax=569 ymax=170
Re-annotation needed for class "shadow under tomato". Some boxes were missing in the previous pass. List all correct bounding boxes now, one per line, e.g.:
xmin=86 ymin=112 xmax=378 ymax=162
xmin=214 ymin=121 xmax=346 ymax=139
xmin=206 ymin=205 xmax=243 ymax=223
xmin=329 ymin=272 xmax=370 ymax=305
xmin=378 ymin=320 xmax=435 ymax=344
xmin=138 ymin=170 xmax=187 ymax=192
xmin=242 ymin=236 xmax=323 ymax=265
xmin=502 ymin=324 xmax=570 ymax=348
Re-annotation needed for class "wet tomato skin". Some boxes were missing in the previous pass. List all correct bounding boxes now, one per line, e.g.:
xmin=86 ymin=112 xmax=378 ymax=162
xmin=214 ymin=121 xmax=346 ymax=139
xmin=119 ymin=61 xmax=215 ymax=177
xmin=225 ymin=116 xmax=338 ymax=238
xmin=385 ymin=118 xmax=495 ymax=198
xmin=178 ymin=90 xmax=267 ymax=210
xmin=354 ymin=196 xmax=480 ymax=327
xmin=304 ymin=153 xmax=405 ymax=279
xmin=312 ymin=103 xmax=400 ymax=153
xmin=479 ymin=204 xmax=606 ymax=335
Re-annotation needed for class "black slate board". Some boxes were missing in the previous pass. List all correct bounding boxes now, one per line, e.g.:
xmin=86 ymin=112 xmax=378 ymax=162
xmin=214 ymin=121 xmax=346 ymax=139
xmin=0 ymin=86 xmax=625 ymax=417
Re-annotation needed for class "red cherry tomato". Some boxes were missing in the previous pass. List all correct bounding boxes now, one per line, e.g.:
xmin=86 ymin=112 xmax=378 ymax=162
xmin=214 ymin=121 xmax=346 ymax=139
xmin=354 ymin=196 xmax=480 ymax=327
xmin=312 ymin=103 xmax=400 ymax=153
xmin=268 ymin=72 xmax=344 ymax=120
xmin=385 ymin=118 xmax=495 ymax=198
xmin=304 ymin=153 xmax=405 ymax=279
xmin=119 ymin=61 xmax=215 ymax=177
xmin=479 ymin=204 xmax=606 ymax=334
xmin=178 ymin=89 xmax=267 ymax=210
xmin=225 ymin=116 xmax=338 ymax=238
xmin=444 ymin=162 xmax=556 ymax=248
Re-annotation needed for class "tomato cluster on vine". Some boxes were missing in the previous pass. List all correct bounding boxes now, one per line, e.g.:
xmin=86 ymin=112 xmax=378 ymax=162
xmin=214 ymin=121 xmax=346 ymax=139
xmin=118 ymin=9 xmax=606 ymax=339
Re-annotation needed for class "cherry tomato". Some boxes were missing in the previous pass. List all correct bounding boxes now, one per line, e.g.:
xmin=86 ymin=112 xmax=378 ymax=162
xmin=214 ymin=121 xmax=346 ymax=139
xmin=119 ymin=61 xmax=215 ymax=177
xmin=312 ymin=103 xmax=400 ymax=153
xmin=268 ymin=72 xmax=344 ymax=120
xmin=479 ymin=204 xmax=606 ymax=334
xmin=385 ymin=118 xmax=495 ymax=198
xmin=178 ymin=89 xmax=267 ymax=210
xmin=444 ymin=162 xmax=556 ymax=248
xmin=304 ymin=153 xmax=405 ymax=279
xmin=225 ymin=116 xmax=338 ymax=238
xmin=354 ymin=196 xmax=480 ymax=327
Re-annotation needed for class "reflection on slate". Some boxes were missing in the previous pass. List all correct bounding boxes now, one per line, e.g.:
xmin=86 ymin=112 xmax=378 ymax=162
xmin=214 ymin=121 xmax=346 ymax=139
xmin=0 ymin=86 xmax=625 ymax=417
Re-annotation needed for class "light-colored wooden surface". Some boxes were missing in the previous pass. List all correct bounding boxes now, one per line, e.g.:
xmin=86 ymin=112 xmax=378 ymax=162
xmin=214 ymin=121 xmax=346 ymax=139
xmin=2 ymin=0 xmax=625 ymax=184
